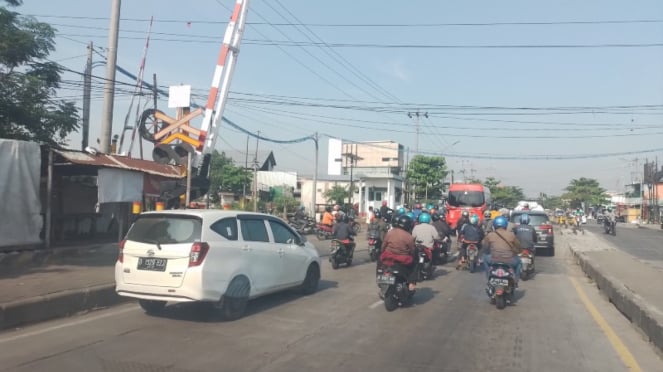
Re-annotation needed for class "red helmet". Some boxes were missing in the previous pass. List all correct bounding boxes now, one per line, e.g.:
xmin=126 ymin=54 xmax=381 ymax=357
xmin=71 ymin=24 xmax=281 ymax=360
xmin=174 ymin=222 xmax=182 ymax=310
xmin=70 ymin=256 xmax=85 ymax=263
xmin=382 ymin=200 xmax=387 ymax=206
xmin=415 ymin=203 xmax=422 ymax=209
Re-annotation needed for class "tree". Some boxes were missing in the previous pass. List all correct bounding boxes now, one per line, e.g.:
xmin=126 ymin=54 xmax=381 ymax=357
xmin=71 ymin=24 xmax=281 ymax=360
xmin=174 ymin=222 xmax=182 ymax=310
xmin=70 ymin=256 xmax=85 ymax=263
xmin=480 ymin=177 xmax=525 ymax=208
xmin=406 ymin=155 xmax=448 ymax=200
xmin=208 ymin=151 xmax=252 ymax=202
xmin=0 ymin=1 xmax=79 ymax=145
xmin=324 ymin=184 xmax=350 ymax=205
xmin=562 ymin=177 xmax=608 ymax=209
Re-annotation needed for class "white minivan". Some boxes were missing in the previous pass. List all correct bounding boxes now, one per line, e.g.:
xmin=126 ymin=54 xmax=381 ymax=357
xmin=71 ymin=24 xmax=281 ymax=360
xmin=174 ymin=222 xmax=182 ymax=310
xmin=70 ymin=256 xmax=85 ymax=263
xmin=115 ymin=210 xmax=321 ymax=320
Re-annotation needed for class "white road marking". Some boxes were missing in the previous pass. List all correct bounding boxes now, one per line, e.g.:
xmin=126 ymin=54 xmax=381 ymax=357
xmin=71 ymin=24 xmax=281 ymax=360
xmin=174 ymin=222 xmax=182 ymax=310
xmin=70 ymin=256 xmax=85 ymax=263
xmin=369 ymin=300 xmax=383 ymax=309
xmin=0 ymin=305 xmax=139 ymax=344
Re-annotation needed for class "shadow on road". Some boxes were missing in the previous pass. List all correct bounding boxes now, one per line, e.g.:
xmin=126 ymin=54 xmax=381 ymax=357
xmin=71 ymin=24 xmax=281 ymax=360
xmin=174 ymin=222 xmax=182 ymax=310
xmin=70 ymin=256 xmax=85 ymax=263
xmin=149 ymin=279 xmax=339 ymax=323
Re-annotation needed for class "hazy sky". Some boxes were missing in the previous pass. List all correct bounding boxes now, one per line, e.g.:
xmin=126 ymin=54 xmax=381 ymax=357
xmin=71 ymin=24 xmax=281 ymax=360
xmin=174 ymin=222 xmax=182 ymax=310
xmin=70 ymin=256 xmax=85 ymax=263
xmin=16 ymin=0 xmax=663 ymax=196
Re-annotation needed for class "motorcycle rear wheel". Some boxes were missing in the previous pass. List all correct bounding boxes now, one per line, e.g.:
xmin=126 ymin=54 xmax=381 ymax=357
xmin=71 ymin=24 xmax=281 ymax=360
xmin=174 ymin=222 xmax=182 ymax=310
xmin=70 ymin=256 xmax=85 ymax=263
xmin=496 ymin=295 xmax=506 ymax=310
xmin=317 ymin=231 xmax=327 ymax=240
xmin=384 ymin=291 xmax=399 ymax=312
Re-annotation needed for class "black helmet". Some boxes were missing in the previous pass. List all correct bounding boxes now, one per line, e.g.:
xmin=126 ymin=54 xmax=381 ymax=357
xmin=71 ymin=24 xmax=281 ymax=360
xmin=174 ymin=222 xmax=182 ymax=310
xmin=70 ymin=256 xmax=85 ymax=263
xmin=325 ymin=206 xmax=332 ymax=212
xmin=373 ymin=210 xmax=382 ymax=219
xmin=395 ymin=214 xmax=413 ymax=232
xmin=431 ymin=213 xmax=440 ymax=222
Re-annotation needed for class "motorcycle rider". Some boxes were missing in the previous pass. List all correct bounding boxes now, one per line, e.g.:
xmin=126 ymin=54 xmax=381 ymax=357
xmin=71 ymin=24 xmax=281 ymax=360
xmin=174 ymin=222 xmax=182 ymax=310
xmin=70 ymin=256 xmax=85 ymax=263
xmin=432 ymin=213 xmax=453 ymax=241
xmin=367 ymin=210 xmax=389 ymax=251
xmin=412 ymin=203 xmax=423 ymax=220
xmin=412 ymin=213 xmax=440 ymax=248
xmin=481 ymin=216 xmax=523 ymax=285
xmin=333 ymin=214 xmax=356 ymax=254
xmin=604 ymin=207 xmax=616 ymax=230
xmin=380 ymin=214 xmax=419 ymax=292
xmin=456 ymin=210 xmax=470 ymax=236
xmin=321 ymin=206 xmax=335 ymax=228
xmin=481 ymin=210 xmax=493 ymax=234
xmin=513 ymin=213 xmax=537 ymax=254
xmin=457 ymin=214 xmax=484 ymax=266
xmin=294 ymin=205 xmax=307 ymax=227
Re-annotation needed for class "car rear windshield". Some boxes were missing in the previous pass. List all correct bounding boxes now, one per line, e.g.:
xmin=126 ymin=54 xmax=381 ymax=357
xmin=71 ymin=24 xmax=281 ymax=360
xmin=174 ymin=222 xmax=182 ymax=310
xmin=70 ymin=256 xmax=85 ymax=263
xmin=510 ymin=213 xmax=549 ymax=226
xmin=126 ymin=214 xmax=202 ymax=244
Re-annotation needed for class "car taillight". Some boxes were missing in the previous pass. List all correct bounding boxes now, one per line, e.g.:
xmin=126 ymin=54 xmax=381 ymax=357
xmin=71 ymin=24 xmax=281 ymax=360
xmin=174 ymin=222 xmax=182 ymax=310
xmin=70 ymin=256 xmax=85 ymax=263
xmin=118 ymin=239 xmax=125 ymax=263
xmin=540 ymin=224 xmax=553 ymax=234
xmin=189 ymin=242 xmax=210 ymax=267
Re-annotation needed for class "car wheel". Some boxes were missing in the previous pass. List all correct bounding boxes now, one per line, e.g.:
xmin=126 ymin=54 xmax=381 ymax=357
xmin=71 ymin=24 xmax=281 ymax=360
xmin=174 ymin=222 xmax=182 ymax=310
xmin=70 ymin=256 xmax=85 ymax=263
xmin=300 ymin=263 xmax=320 ymax=295
xmin=221 ymin=276 xmax=250 ymax=321
xmin=138 ymin=299 xmax=167 ymax=314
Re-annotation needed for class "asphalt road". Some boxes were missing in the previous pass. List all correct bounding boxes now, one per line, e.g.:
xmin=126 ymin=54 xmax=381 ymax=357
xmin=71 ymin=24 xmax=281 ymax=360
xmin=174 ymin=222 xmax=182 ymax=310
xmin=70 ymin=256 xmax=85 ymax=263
xmin=0 ymin=234 xmax=661 ymax=371
xmin=582 ymin=223 xmax=663 ymax=268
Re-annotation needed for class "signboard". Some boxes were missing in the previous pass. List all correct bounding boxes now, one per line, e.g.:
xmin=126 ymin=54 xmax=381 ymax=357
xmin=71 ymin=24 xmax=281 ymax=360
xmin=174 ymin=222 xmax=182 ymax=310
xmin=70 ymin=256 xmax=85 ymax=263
xmin=168 ymin=85 xmax=191 ymax=108
xmin=327 ymin=138 xmax=342 ymax=176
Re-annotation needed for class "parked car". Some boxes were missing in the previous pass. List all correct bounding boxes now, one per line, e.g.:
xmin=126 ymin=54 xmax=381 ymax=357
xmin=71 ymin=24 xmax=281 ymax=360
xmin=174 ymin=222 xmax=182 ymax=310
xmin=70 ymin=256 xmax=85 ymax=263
xmin=115 ymin=210 xmax=321 ymax=320
xmin=509 ymin=210 xmax=555 ymax=256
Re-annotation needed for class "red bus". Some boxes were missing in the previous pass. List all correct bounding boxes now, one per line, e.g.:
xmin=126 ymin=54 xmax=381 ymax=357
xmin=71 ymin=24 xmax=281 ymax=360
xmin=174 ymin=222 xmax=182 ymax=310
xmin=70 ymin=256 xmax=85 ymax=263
xmin=445 ymin=183 xmax=492 ymax=229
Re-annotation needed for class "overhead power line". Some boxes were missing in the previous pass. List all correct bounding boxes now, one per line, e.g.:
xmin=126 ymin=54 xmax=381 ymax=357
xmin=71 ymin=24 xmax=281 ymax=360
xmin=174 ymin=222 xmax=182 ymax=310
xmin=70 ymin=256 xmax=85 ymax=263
xmin=26 ymin=14 xmax=663 ymax=27
xmin=54 ymin=32 xmax=663 ymax=49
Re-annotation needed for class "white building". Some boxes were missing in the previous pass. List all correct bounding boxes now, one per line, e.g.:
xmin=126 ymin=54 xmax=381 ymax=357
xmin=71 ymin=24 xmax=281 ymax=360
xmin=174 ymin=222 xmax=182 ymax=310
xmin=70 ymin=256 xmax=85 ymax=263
xmin=322 ymin=139 xmax=405 ymax=216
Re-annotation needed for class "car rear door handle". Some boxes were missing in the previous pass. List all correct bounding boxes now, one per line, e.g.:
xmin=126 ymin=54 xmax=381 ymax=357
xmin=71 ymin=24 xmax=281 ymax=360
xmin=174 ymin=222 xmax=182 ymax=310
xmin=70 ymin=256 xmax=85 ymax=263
xmin=277 ymin=248 xmax=285 ymax=256
xmin=242 ymin=245 xmax=252 ymax=252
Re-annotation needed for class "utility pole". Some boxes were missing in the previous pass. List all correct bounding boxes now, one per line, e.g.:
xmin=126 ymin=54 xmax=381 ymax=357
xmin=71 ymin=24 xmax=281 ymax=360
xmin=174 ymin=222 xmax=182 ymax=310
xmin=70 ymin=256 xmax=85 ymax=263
xmin=100 ymin=0 xmax=121 ymax=154
xmin=312 ymin=132 xmax=319 ymax=217
xmin=81 ymin=41 xmax=93 ymax=150
xmin=243 ymin=134 xmax=249 ymax=202
xmin=342 ymin=143 xmax=363 ymax=206
xmin=253 ymin=132 xmax=260 ymax=212
xmin=408 ymin=111 xmax=428 ymax=155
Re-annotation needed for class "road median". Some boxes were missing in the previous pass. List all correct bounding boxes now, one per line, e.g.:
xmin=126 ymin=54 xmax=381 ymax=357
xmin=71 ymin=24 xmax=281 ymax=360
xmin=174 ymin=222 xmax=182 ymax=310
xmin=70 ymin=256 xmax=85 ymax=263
xmin=0 ymin=283 xmax=127 ymax=331
xmin=567 ymin=232 xmax=663 ymax=355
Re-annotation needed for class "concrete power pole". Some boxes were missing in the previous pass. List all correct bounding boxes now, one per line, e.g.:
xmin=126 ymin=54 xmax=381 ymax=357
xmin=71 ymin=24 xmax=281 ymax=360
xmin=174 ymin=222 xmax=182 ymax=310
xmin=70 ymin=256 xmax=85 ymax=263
xmin=312 ymin=132 xmax=319 ymax=218
xmin=100 ymin=0 xmax=121 ymax=154
xmin=81 ymin=41 xmax=93 ymax=150
xmin=408 ymin=111 xmax=428 ymax=155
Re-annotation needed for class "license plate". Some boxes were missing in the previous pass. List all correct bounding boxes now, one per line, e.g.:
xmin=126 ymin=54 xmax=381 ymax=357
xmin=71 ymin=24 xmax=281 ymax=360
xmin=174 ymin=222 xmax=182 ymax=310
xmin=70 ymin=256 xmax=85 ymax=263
xmin=489 ymin=278 xmax=509 ymax=286
xmin=137 ymin=257 xmax=168 ymax=271
xmin=377 ymin=274 xmax=395 ymax=285
xmin=520 ymin=257 xmax=531 ymax=265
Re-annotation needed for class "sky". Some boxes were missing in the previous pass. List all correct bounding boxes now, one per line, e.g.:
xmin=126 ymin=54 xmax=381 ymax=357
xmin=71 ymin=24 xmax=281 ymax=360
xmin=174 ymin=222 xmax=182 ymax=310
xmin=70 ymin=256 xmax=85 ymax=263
xmin=14 ymin=0 xmax=663 ymax=196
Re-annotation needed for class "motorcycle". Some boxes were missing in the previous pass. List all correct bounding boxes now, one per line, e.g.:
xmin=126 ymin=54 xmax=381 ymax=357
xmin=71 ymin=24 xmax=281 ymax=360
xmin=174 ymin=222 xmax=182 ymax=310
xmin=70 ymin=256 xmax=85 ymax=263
xmin=367 ymin=231 xmax=381 ymax=262
xmin=316 ymin=223 xmax=334 ymax=240
xmin=456 ymin=240 xmax=480 ymax=273
xmin=329 ymin=238 xmax=355 ymax=269
xmin=433 ymin=237 xmax=450 ymax=265
xmin=518 ymin=248 xmax=535 ymax=281
xmin=289 ymin=216 xmax=317 ymax=235
xmin=351 ymin=219 xmax=361 ymax=234
xmin=416 ymin=242 xmax=435 ymax=280
xmin=604 ymin=220 xmax=616 ymax=236
xmin=572 ymin=215 xmax=585 ymax=235
xmin=485 ymin=262 xmax=516 ymax=310
xmin=376 ymin=262 xmax=414 ymax=311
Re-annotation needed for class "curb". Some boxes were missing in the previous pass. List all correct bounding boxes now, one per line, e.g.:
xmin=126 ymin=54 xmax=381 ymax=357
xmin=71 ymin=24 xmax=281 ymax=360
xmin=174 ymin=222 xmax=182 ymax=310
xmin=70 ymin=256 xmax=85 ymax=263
xmin=0 ymin=245 xmax=115 ymax=271
xmin=568 ymin=244 xmax=663 ymax=354
xmin=0 ymin=283 xmax=129 ymax=331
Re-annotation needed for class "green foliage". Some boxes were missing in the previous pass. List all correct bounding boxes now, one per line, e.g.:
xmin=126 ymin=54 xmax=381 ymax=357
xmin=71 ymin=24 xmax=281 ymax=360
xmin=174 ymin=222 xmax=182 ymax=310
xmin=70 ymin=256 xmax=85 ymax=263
xmin=324 ymin=184 xmax=350 ymax=205
xmin=406 ymin=155 xmax=448 ymax=200
xmin=562 ymin=177 xmax=608 ymax=208
xmin=542 ymin=195 xmax=565 ymax=210
xmin=478 ymin=177 xmax=525 ymax=208
xmin=0 ymin=2 xmax=79 ymax=145
xmin=208 ymin=151 xmax=252 ymax=202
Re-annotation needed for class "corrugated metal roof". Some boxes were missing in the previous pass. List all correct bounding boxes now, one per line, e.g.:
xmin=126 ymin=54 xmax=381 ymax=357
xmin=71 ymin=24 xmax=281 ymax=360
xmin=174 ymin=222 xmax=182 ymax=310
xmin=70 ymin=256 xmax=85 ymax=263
xmin=53 ymin=149 xmax=184 ymax=179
